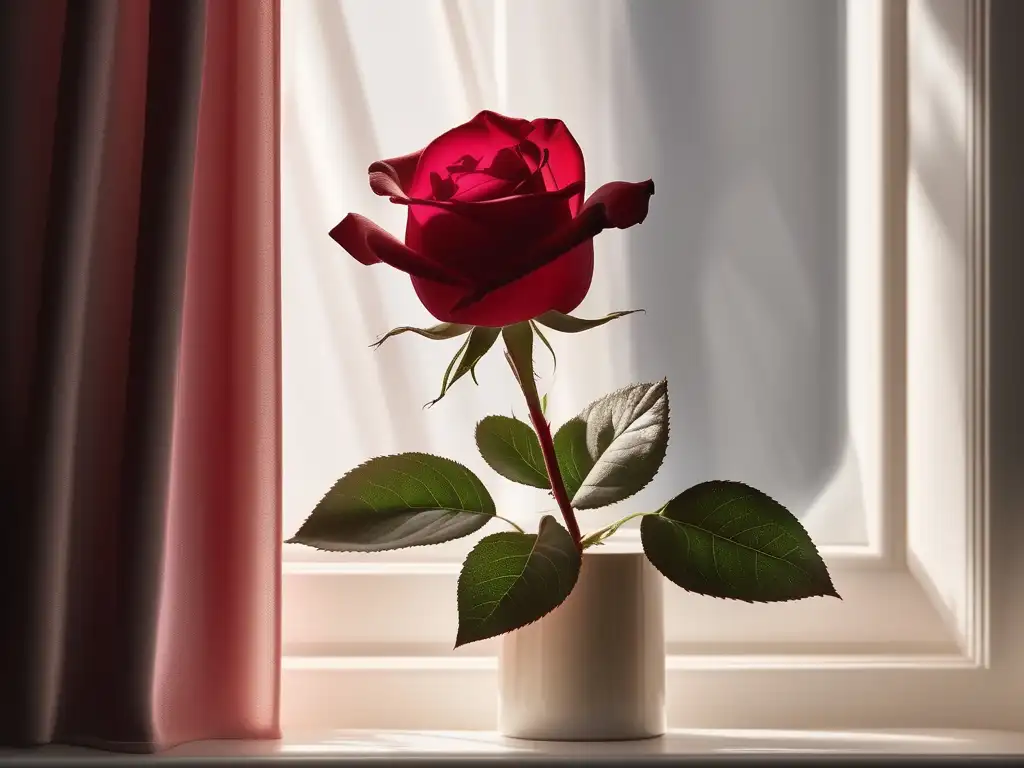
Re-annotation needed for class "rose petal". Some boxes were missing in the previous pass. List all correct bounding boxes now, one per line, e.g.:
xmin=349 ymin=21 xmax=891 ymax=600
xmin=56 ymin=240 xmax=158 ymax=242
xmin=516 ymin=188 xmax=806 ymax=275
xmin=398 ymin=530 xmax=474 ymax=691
xmin=369 ymin=114 xmax=584 ymax=205
xmin=519 ymin=139 xmax=543 ymax=167
xmin=329 ymin=213 xmax=467 ymax=286
xmin=391 ymin=180 xmax=585 ymax=226
xmin=484 ymin=146 xmax=531 ymax=181
xmin=582 ymin=179 xmax=658 ymax=229
xmin=410 ymin=111 xmax=533 ymax=199
xmin=513 ymin=164 xmax=549 ymax=196
xmin=410 ymin=240 xmax=594 ymax=327
xmin=402 ymin=187 xmax=577 ymax=286
xmin=448 ymin=172 xmax=520 ymax=203
xmin=451 ymin=179 xmax=655 ymax=310
xmin=446 ymin=154 xmax=481 ymax=173
xmin=429 ymin=171 xmax=457 ymax=201
xmin=527 ymin=118 xmax=586 ymax=214
xmin=368 ymin=150 xmax=422 ymax=199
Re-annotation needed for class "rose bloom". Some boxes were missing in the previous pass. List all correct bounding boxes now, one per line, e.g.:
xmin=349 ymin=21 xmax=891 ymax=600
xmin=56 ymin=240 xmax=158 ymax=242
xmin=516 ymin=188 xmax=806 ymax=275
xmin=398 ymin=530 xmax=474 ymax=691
xmin=330 ymin=111 xmax=655 ymax=327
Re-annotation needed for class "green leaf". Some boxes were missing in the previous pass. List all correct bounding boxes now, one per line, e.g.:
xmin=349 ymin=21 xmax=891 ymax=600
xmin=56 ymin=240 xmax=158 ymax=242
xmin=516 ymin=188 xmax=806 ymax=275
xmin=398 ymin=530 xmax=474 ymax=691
xmin=534 ymin=309 xmax=644 ymax=334
xmin=371 ymin=322 xmax=473 ymax=348
xmin=475 ymin=415 xmax=549 ymax=489
xmin=552 ymin=416 xmax=588 ymax=499
xmin=288 ymin=452 xmax=496 ymax=552
xmin=552 ymin=380 xmax=669 ymax=509
xmin=438 ymin=335 xmax=471 ymax=395
xmin=530 ymin=320 xmax=557 ymax=373
xmin=456 ymin=515 xmax=581 ymax=647
xmin=640 ymin=481 xmax=840 ymax=602
xmin=429 ymin=326 xmax=501 ymax=406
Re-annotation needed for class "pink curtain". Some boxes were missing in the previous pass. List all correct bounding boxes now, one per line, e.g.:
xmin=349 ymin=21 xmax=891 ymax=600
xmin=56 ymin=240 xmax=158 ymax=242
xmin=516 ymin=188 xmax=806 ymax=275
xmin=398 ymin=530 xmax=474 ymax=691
xmin=0 ymin=0 xmax=281 ymax=752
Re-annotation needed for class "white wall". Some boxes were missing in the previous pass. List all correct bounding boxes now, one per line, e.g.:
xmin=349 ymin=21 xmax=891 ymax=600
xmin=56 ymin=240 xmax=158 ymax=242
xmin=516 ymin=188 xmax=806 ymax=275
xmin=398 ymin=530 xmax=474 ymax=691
xmin=906 ymin=0 xmax=972 ymax=643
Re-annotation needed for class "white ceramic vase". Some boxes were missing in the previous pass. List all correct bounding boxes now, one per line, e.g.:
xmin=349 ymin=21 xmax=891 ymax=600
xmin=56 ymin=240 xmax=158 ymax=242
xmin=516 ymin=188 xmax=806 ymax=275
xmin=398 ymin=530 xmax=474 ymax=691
xmin=497 ymin=549 xmax=666 ymax=741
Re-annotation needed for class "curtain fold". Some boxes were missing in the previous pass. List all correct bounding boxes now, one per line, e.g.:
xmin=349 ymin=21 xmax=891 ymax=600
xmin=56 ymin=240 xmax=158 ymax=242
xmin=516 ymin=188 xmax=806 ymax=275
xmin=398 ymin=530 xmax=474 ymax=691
xmin=0 ymin=0 xmax=281 ymax=752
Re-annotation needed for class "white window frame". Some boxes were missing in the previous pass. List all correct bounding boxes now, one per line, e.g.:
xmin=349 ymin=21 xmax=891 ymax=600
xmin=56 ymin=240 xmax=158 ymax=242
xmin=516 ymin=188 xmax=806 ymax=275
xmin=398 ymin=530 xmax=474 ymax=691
xmin=281 ymin=0 xmax=1019 ymax=732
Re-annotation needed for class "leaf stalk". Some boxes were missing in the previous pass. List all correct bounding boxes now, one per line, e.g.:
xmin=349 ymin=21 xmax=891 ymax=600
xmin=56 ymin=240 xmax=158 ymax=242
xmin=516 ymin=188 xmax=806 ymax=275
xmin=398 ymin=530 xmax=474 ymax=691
xmin=580 ymin=509 xmax=662 ymax=549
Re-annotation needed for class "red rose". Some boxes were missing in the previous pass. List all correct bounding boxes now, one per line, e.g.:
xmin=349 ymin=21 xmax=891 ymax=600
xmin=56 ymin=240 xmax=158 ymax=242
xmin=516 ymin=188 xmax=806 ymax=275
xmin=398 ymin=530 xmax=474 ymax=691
xmin=330 ymin=110 xmax=655 ymax=327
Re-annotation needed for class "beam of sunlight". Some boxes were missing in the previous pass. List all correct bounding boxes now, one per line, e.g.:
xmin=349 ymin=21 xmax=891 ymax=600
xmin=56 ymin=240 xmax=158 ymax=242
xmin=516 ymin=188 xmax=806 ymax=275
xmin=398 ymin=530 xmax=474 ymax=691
xmin=910 ymin=0 xmax=967 ymax=154
xmin=684 ymin=728 xmax=965 ymax=744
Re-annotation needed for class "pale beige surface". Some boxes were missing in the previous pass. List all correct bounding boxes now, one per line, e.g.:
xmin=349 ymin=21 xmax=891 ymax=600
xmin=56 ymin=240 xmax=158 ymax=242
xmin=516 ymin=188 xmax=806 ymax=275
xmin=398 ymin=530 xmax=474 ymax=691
xmin=3 ymin=729 xmax=1024 ymax=762
xmin=212 ymin=728 xmax=1024 ymax=756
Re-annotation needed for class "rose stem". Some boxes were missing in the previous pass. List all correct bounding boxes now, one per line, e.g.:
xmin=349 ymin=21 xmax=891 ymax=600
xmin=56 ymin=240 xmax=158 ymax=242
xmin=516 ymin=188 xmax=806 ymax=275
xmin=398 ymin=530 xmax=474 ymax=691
xmin=504 ymin=353 xmax=583 ymax=551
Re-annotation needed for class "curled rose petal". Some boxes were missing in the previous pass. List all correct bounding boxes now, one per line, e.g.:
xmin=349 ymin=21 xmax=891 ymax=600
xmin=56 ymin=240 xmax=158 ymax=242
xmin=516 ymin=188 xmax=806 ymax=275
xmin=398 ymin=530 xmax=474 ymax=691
xmin=329 ymin=213 xmax=468 ymax=286
xmin=451 ymin=179 xmax=655 ymax=310
xmin=582 ymin=179 xmax=657 ymax=229
xmin=367 ymin=150 xmax=422 ymax=200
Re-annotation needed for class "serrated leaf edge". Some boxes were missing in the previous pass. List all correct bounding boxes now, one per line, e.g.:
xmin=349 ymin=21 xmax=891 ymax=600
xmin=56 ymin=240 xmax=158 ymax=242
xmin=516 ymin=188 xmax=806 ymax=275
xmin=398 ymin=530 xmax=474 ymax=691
xmin=288 ymin=452 xmax=497 ymax=553
xmin=559 ymin=378 xmax=671 ymax=510
xmin=474 ymin=415 xmax=549 ymax=489
xmin=454 ymin=516 xmax=580 ymax=647
xmin=640 ymin=481 xmax=841 ymax=603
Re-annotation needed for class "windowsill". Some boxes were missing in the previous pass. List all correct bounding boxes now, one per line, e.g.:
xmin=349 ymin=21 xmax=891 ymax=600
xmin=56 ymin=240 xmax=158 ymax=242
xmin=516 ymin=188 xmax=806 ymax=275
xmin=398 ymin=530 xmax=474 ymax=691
xmin=4 ymin=729 xmax=1024 ymax=765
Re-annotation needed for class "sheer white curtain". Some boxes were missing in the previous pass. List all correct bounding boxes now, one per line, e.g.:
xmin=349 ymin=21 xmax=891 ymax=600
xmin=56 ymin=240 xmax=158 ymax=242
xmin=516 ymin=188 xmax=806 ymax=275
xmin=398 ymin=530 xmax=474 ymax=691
xmin=282 ymin=0 xmax=865 ymax=562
